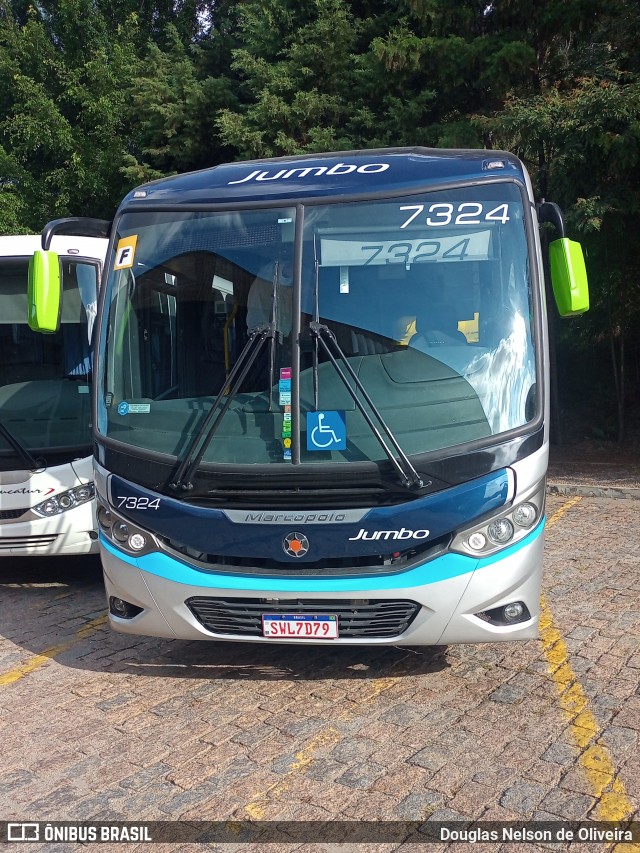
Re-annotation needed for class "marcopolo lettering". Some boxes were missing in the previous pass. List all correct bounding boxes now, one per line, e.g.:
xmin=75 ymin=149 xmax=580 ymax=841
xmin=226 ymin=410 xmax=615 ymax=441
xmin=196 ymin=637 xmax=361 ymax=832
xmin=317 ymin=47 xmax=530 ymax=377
xmin=245 ymin=512 xmax=347 ymax=523
xmin=348 ymin=528 xmax=430 ymax=541
xmin=228 ymin=162 xmax=390 ymax=185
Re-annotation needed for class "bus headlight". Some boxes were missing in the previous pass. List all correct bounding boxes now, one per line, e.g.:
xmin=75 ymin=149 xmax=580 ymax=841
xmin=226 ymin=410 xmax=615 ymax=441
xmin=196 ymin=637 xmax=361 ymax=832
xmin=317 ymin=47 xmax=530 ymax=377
xmin=96 ymin=497 xmax=154 ymax=556
xmin=128 ymin=533 xmax=147 ymax=551
xmin=487 ymin=518 xmax=514 ymax=545
xmin=512 ymin=502 xmax=537 ymax=528
xmin=467 ymin=532 xmax=487 ymax=550
xmin=451 ymin=482 xmax=545 ymax=558
xmin=97 ymin=505 xmax=113 ymax=530
xmin=112 ymin=521 xmax=131 ymax=543
xmin=33 ymin=483 xmax=95 ymax=517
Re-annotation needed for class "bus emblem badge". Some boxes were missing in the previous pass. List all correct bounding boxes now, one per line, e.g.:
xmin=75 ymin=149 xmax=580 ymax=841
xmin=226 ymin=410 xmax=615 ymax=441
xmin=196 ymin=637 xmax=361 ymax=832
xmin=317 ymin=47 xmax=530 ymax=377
xmin=283 ymin=532 xmax=309 ymax=558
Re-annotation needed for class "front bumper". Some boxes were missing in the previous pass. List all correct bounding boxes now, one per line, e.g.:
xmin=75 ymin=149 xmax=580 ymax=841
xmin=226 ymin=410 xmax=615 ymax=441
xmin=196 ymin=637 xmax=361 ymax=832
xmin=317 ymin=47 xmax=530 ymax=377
xmin=0 ymin=503 xmax=99 ymax=556
xmin=100 ymin=522 xmax=544 ymax=645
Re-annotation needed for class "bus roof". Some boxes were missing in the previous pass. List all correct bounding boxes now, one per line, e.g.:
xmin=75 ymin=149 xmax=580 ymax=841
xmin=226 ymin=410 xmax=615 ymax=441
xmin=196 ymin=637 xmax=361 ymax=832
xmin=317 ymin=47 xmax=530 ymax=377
xmin=0 ymin=234 xmax=108 ymax=262
xmin=120 ymin=147 xmax=527 ymax=209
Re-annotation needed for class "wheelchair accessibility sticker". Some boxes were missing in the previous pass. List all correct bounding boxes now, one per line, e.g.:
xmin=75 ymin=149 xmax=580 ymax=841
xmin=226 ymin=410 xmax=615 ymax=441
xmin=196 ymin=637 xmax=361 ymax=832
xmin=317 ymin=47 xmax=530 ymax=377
xmin=117 ymin=401 xmax=151 ymax=416
xmin=307 ymin=411 xmax=346 ymax=451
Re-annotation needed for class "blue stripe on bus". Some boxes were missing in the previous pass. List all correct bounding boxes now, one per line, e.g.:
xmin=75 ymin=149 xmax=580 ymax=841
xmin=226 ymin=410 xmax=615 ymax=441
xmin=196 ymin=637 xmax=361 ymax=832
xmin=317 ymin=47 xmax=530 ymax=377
xmin=100 ymin=517 xmax=544 ymax=592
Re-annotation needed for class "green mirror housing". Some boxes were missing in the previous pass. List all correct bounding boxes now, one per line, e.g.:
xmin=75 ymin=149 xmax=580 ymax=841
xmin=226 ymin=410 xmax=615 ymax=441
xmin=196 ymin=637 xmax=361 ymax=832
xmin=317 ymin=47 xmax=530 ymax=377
xmin=28 ymin=250 xmax=62 ymax=332
xmin=549 ymin=238 xmax=589 ymax=317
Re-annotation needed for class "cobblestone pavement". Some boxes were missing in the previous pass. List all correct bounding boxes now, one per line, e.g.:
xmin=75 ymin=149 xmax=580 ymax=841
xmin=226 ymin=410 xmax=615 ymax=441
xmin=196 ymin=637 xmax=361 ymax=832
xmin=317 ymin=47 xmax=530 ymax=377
xmin=0 ymin=495 xmax=638 ymax=852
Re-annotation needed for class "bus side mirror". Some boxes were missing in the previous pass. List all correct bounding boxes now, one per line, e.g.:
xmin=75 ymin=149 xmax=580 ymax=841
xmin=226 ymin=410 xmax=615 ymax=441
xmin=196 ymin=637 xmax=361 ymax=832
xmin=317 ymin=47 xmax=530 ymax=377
xmin=28 ymin=249 xmax=62 ymax=332
xmin=549 ymin=238 xmax=589 ymax=317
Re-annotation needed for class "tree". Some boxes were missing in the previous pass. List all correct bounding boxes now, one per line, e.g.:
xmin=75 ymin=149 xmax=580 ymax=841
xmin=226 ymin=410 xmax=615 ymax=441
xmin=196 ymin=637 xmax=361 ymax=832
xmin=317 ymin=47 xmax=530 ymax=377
xmin=474 ymin=1 xmax=640 ymax=443
xmin=217 ymin=0 xmax=367 ymax=157
xmin=122 ymin=23 xmax=237 ymax=182
xmin=0 ymin=0 xmax=143 ymax=229
xmin=0 ymin=0 xmax=224 ymax=232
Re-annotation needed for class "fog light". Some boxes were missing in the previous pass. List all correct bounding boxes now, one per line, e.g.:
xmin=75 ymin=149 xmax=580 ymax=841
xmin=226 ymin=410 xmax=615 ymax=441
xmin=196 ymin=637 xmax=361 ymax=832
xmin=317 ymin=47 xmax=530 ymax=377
xmin=487 ymin=518 xmax=514 ymax=545
xmin=109 ymin=596 xmax=143 ymax=619
xmin=467 ymin=532 xmax=487 ymax=551
xmin=128 ymin=532 xmax=147 ymax=551
xmin=110 ymin=597 xmax=129 ymax=616
xmin=513 ymin=502 xmax=537 ymax=528
xmin=475 ymin=600 xmax=531 ymax=626
xmin=503 ymin=601 xmax=525 ymax=622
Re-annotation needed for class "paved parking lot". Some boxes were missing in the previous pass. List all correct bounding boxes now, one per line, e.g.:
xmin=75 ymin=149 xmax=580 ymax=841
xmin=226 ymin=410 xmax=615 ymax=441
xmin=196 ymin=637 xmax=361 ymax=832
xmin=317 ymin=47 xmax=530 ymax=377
xmin=0 ymin=494 xmax=638 ymax=851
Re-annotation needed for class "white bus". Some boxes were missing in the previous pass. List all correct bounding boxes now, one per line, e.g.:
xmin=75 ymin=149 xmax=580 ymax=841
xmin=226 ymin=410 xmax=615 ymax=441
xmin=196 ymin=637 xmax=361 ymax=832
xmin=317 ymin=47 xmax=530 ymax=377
xmin=0 ymin=233 xmax=107 ymax=556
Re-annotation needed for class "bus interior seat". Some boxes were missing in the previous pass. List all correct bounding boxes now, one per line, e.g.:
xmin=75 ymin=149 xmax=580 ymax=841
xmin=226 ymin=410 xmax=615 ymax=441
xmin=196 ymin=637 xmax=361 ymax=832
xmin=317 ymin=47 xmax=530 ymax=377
xmin=348 ymin=329 xmax=389 ymax=355
xmin=414 ymin=302 xmax=468 ymax=346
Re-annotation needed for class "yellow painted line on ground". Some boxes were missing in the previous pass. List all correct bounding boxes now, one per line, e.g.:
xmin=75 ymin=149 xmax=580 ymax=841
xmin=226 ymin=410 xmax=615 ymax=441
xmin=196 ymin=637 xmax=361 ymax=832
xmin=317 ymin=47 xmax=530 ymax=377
xmin=243 ymin=673 xmax=403 ymax=818
xmin=0 ymin=615 xmax=107 ymax=687
xmin=543 ymin=497 xmax=637 ymax=835
xmin=244 ymin=727 xmax=344 ymax=818
xmin=245 ymin=495 xmax=639 ymax=832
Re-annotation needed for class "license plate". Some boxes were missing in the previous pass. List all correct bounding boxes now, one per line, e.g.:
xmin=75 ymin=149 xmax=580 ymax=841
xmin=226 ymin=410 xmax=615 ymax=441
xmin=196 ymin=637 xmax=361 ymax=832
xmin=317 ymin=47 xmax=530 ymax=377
xmin=262 ymin=613 xmax=338 ymax=639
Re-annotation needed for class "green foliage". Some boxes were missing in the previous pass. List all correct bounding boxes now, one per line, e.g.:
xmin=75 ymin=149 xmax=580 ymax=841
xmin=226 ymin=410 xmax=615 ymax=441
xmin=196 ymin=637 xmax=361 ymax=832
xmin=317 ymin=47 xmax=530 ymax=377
xmin=217 ymin=0 xmax=362 ymax=156
xmin=0 ymin=0 xmax=224 ymax=232
xmin=0 ymin=0 xmax=141 ymax=229
xmin=123 ymin=24 xmax=236 ymax=177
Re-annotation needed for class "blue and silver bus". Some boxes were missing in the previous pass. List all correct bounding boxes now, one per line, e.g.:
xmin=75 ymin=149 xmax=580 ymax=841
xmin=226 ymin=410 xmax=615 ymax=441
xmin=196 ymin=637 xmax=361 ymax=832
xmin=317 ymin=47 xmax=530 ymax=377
xmin=31 ymin=148 xmax=588 ymax=644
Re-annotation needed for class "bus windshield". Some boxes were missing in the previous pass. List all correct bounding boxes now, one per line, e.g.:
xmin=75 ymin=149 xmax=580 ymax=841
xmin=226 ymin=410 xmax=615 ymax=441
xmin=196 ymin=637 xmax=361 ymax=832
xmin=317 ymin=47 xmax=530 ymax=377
xmin=98 ymin=182 xmax=536 ymax=470
xmin=0 ymin=256 xmax=97 ymax=467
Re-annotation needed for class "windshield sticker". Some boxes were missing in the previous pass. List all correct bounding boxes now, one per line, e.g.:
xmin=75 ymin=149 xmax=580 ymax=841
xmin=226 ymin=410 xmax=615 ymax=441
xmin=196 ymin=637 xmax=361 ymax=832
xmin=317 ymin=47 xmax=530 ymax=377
xmin=307 ymin=411 xmax=346 ymax=452
xmin=114 ymin=235 xmax=138 ymax=270
xmin=320 ymin=231 xmax=491 ymax=267
xmin=117 ymin=402 xmax=151 ymax=416
xmin=279 ymin=368 xmax=292 ymax=402
xmin=280 ymin=368 xmax=293 ymax=459
xmin=77 ymin=385 xmax=89 ymax=394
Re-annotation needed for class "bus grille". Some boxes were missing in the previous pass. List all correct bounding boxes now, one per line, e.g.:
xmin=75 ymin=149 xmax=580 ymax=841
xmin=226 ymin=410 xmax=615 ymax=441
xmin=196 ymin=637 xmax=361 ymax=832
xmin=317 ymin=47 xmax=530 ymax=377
xmin=0 ymin=534 xmax=57 ymax=550
xmin=186 ymin=597 xmax=421 ymax=639
xmin=0 ymin=508 xmax=27 ymax=520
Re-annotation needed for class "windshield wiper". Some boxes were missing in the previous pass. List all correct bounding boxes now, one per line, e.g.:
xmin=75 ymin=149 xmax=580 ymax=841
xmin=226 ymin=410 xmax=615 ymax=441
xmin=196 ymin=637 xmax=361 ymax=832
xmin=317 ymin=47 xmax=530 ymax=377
xmin=0 ymin=418 xmax=45 ymax=471
xmin=169 ymin=323 xmax=277 ymax=491
xmin=308 ymin=236 xmax=422 ymax=491
xmin=171 ymin=251 xmax=423 ymax=492
xmin=308 ymin=323 xmax=424 ymax=490
xmin=170 ymin=262 xmax=281 ymax=492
